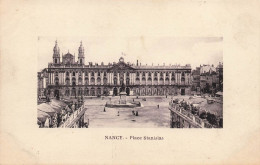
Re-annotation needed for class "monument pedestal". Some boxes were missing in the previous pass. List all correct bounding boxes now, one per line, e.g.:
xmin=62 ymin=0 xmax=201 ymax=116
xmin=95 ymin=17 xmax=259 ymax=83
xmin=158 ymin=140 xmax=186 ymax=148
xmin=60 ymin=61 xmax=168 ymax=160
xmin=119 ymin=92 xmax=127 ymax=104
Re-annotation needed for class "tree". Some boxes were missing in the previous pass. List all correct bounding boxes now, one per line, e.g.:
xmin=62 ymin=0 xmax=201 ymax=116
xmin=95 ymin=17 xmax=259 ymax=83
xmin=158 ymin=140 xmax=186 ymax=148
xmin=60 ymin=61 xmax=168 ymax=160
xmin=206 ymin=113 xmax=218 ymax=126
xmin=199 ymin=112 xmax=207 ymax=119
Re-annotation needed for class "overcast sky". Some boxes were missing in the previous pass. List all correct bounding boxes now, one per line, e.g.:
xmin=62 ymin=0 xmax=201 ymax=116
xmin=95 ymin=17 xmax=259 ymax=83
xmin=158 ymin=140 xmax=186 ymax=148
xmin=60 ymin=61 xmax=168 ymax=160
xmin=38 ymin=36 xmax=223 ymax=71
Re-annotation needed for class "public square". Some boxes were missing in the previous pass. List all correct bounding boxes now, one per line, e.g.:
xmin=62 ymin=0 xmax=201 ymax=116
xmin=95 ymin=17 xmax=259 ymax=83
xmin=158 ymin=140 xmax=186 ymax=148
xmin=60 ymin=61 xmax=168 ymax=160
xmin=84 ymin=96 xmax=223 ymax=128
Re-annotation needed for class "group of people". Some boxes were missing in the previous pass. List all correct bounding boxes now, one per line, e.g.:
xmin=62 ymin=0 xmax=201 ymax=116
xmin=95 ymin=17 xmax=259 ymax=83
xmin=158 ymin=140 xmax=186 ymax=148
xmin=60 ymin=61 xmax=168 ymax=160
xmin=132 ymin=110 xmax=139 ymax=116
xmin=39 ymin=101 xmax=84 ymax=128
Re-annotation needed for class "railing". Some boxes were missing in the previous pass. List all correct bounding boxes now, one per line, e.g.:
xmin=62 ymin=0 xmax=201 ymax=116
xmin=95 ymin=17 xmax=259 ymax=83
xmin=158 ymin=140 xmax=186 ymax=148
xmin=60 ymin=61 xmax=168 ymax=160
xmin=59 ymin=104 xmax=86 ymax=128
xmin=169 ymin=102 xmax=210 ymax=128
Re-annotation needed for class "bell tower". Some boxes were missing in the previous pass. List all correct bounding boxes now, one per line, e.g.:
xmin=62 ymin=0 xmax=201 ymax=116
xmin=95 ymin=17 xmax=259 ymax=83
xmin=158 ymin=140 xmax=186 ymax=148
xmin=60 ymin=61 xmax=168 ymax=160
xmin=53 ymin=40 xmax=60 ymax=64
xmin=78 ymin=41 xmax=85 ymax=65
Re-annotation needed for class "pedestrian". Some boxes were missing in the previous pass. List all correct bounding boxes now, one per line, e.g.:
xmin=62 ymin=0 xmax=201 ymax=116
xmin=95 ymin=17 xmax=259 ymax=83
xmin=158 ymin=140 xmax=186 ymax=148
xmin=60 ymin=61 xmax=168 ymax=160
xmin=158 ymin=104 xmax=159 ymax=109
xmin=136 ymin=111 xmax=139 ymax=116
xmin=104 ymin=107 xmax=106 ymax=112
xmin=132 ymin=110 xmax=135 ymax=116
xmin=117 ymin=111 xmax=120 ymax=116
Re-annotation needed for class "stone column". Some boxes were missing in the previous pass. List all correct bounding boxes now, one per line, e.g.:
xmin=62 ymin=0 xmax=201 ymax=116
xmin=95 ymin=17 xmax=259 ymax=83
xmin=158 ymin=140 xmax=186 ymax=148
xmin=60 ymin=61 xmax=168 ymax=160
xmin=111 ymin=73 xmax=113 ymax=85
xmin=82 ymin=72 xmax=85 ymax=85
xmin=101 ymin=72 xmax=104 ymax=85
xmin=70 ymin=72 xmax=72 ymax=85
xmin=51 ymin=72 xmax=54 ymax=85
xmin=88 ymin=72 xmax=91 ymax=85
xmin=94 ymin=72 xmax=97 ymax=85
xmin=117 ymin=73 xmax=120 ymax=85
xmin=124 ymin=72 xmax=126 ymax=85
xmin=76 ymin=71 xmax=78 ymax=85
xmin=158 ymin=73 xmax=160 ymax=85
xmin=169 ymin=73 xmax=172 ymax=85
xmin=145 ymin=72 xmax=148 ymax=85
xmin=108 ymin=72 xmax=110 ymax=85
xmin=163 ymin=72 xmax=166 ymax=85
xmin=152 ymin=72 xmax=154 ymax=85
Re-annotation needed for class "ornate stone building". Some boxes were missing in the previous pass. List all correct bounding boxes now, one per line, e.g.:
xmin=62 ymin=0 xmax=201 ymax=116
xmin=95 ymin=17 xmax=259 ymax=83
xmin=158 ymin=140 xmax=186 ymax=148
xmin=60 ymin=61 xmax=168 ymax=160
xmin=38 ymin=41 xmax=192 ymax=98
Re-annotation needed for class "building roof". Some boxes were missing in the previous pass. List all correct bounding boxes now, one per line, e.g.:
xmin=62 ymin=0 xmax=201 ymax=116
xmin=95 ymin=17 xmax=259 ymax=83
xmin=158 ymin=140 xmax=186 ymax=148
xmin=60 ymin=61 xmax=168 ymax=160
xmin=63 ymin=52 xmax=74 ymax=58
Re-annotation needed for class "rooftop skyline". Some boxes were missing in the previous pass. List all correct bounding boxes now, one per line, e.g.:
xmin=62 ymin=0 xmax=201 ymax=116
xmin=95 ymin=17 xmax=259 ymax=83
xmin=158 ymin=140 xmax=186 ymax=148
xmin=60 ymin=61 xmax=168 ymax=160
xmin=38 ymin=37 xmax=223 ymax=71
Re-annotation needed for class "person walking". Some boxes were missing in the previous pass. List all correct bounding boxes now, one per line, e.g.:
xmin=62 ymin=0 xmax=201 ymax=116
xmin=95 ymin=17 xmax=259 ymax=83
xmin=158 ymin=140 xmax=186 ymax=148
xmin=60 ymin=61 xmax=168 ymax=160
xmin=132 ymin=110 xmax=135 ymax=116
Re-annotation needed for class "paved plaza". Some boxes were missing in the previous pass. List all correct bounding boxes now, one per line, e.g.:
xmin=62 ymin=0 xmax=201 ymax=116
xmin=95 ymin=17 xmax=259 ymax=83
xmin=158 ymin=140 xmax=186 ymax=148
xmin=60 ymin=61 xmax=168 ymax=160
xmin=84 ymin=96 xmax=223 ymax=128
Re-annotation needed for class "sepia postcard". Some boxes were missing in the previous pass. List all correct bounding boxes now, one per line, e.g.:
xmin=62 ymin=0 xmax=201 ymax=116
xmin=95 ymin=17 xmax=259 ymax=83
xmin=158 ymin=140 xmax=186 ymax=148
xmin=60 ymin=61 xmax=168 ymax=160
xmin=0 ymin=0 xmax=259 ymax=165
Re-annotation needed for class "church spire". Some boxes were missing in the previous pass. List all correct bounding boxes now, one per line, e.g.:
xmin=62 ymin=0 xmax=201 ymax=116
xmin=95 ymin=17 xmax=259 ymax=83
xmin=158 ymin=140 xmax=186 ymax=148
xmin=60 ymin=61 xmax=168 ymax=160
xmin=53 ymin=40 xmax=60 ymax=64
xmin=78 ymin=41 xmax=85 ymax=65
xmin=53 ymin=40 xmax=60 ymax=57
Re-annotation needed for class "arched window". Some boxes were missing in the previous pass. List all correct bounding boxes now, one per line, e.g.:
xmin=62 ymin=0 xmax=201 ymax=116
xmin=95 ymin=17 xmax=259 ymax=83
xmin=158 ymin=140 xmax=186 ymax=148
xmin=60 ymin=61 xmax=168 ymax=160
xmin=55 ymin=72 xmax=58 ymax=77
xmin=78 ymin=77 xmax=82 ymax=85
xmin=85 ymin=72 xmax=88 ymax=76
xmin=84 ymin=88 xmax=89 ymax=96
xmin=126 ymin=78 xmax=130 ymax=85
xmin=65 ymin=78 xmax=70 ymax=85
xmin=135 ymin=78 xmax=140 ymax=85
xmin=103 ymin=78 xmax=107 ymax=85
xmin=126 ymin=72 xmax=129 ymax=77
xmin=147 ymin=77 xmax=152 ymax=85
xmin=80 ymin=59 xmax=82 ymax=64
xmin=55 ymin=59 xmax=57 ymax=64
xmin=114 ymin=78 xmax=117 ymax=85
xmin=85 ymin=78 xmax=89 ymax=85
xmin=166 ymin=72 xmax=169 ymax=76
xmin=104 ymin=72 xmax=107 ymax=76
xmin=136 ymin=72 xmax=139 ymax=77
xmin=172 ymin=72 xmax=175 ymax=77
xmin=72 ymin=77 xmax=76 ymax=86
xmin=160 ymin=72 xmax=163 ymax=77
xmin=97 ymin=77 xmax=101 ymax=85
xmin=91 ymin=78 xmax=95 ymax=85
xmin=148 ymin=72 xmax=151 ymax=77
xmin=98 ymin=72 xmax=100 ymax=76
xmin=66 ymin=71 xmax=69 ymax=76
xmin=55 ymin=77 xmax=59 ymax=85
xmin=73 ymin=72 xmax=75 ymax=76
xmin=171 ymin=77 xmax=175 ymax=83
xmin=91 ymin=72 xmax=94 ymax=77
xmin=154 ymin=72 xmax=157 ymax=77
xmin=120 ymin=78 xmax=123 ymax=85
xmin=165 ymin=77 xmax=169 ymax=85
xmin=142 ymin=72 xmax=145 ymax=76
xmin=182 ymin=72 xmax=185 ymax=76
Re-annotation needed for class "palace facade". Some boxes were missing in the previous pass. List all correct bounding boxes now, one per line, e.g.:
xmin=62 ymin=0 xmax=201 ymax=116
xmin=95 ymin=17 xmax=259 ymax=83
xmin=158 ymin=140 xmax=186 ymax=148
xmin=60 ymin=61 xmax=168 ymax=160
xmin=38 ymin=41 xmax=192 ymax=98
